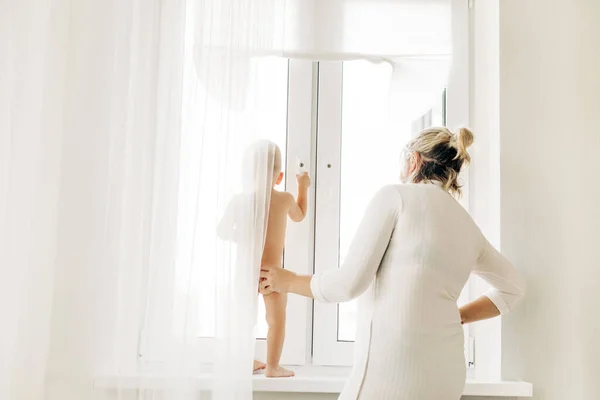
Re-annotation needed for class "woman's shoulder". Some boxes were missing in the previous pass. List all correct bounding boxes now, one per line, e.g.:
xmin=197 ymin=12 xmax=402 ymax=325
xmin=376 ymin=183 xmax=430 ymax=197
xmin=372 ymin=184 xmax=404 ymax=199
xmin=370 ymin=183 xmax=452 ymax=208
xmin=380 ymin=183 xmax=461 ymax=212
xmin=372 ymin=183 xmax=436 ymax=202
xmin=367 ymin=185 xmax=404 ymax=213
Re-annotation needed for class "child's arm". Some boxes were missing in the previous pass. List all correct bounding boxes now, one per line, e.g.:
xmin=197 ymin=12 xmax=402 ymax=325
xmin=288 ymin=172 xmax=310 ymax=222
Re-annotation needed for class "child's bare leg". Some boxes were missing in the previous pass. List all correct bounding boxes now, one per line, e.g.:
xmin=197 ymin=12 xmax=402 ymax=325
xmin=263 ymin=291 xmax=294 ymax=377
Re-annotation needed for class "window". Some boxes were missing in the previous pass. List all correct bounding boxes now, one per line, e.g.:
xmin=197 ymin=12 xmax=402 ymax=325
xmin=312 ymin=61 xmax=472 ymax=366
xmin=143 ymin=0 xmax=487 ymax=374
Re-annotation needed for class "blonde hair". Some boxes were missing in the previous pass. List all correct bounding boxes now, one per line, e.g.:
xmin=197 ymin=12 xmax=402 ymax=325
xmin=404 ymin=127 xmax=474 ymax=197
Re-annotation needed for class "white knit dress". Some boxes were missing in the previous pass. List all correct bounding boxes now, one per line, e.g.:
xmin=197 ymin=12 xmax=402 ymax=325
xmin=310 ymin=183 xmax=526 ymax=400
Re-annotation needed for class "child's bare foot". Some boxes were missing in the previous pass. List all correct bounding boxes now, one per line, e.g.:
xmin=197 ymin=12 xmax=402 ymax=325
xmin=265 ymin=365 xmax=295 ymax=378
xmin=254 ymin=360 xmax=266 ymax=373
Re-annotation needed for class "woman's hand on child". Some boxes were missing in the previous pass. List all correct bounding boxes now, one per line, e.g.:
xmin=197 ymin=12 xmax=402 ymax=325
xmin=259 ymin=277 xmax=275 ymax=295
xmin=260 ymin=266 xmax=297 ymax=293
xmin=296 ymin=172 xmax=311 ymax=190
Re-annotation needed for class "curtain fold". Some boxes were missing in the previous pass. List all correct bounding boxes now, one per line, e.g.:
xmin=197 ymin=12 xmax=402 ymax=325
xmin=0 ymin=1 xmax=452 ymax=399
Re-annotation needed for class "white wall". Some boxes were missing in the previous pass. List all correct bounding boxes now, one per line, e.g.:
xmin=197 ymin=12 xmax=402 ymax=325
xmin=497 ymin=0 xmax=600 ymax=399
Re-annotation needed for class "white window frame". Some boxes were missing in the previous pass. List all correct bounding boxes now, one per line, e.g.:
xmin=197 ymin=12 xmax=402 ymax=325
xmin=140 ymin=0 xmax=501 ymax=376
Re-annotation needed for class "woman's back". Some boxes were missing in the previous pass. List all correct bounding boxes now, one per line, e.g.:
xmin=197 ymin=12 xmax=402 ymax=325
xmin=379 ymin=183 xmax=482 ymax=333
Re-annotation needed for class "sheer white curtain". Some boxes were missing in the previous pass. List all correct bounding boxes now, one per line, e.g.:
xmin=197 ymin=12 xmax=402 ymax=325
xmin=2 ymin=0 xmax=189 ymax=398
xmin=0 ymin=0 xmax=451 ymax=399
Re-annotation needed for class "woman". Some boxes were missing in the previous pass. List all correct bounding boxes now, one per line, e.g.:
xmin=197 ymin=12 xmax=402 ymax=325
xmin=261 ymin=127 xmax=526 ymax=400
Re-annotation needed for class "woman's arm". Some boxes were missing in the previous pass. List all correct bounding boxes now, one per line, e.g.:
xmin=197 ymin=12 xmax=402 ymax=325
xmin=288 ymin=274 xmax=314 ymax=298
xmin=459 ymin=296 xmax=500 ymax=324
xmin=262 ymin=185 xmax=401 ymax=302
xmin=460 ymin=239 xmax=526 ymax=324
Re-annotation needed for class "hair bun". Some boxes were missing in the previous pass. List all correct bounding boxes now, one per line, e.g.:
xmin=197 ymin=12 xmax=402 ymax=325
xmin=453 ymin=127 xmax=474 ymax=163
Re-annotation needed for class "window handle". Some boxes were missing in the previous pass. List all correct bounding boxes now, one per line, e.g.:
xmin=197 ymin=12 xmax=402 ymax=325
xmin=296 ymin=156 xmax=308 ymax=174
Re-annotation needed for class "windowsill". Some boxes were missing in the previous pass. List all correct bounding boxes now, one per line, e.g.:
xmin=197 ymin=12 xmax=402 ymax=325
xmin=95 ymin=366 xmax=533 ymax=397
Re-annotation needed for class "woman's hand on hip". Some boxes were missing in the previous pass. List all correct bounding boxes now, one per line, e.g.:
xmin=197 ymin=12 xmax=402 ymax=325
xmin=260 ymin=266 xmax=297 ymax=293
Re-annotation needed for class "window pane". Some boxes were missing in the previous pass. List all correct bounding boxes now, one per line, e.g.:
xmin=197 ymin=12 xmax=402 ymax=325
xmin=338 ymin=61 xmax=444 ymax=342
xmin=182 ymin=57 xmax=289 ymax=339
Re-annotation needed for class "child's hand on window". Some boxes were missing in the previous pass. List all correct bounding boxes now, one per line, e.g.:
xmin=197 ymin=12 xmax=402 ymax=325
xmin=296 ymin=172 xmax=311 ymax=190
